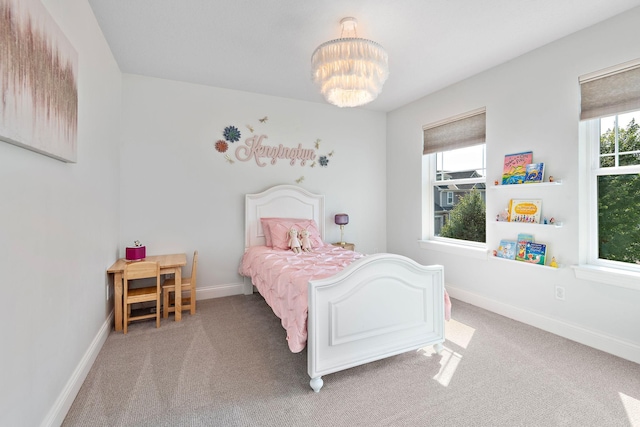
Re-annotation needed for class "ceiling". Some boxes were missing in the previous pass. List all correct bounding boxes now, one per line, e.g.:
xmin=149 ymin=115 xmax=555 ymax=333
xmin=87 ymin=0 xmax=640 ymax=112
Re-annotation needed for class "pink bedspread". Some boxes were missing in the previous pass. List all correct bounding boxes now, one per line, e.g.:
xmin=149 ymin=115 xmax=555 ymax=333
xmin=239 ymin=245 xmax=364 ymax=352
xmin=239 ymin=246 xmax=452 ymax=353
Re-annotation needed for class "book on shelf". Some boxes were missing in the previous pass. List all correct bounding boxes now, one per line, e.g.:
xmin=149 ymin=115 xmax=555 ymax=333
xmin=515 ymin=233 xmax=534 ymax=261
xmin=502 ymin=151 xmax=533 ymax=185
xmin=524 ymin=162 xmax=545 ymax=184
xmin=497 ymin=240 xmax=517 ymax=260
xmin=508 ymin=199 xmax=542 ymax=223
xmin=523 ymin=242 xmax=547 ymax=265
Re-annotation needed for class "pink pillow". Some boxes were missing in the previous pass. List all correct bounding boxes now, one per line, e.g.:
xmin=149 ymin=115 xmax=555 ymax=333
xmin=267 ymin=219 xmax=324 ymax=250
xmin=260 ymin=218 xmax=274 ymax=247
xmin=260 ymin=217 xmax=312 ymax=247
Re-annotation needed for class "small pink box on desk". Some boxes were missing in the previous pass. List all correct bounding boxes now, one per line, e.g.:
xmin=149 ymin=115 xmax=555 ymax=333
xmin=125 ymin=246 xmax=146 ymax=261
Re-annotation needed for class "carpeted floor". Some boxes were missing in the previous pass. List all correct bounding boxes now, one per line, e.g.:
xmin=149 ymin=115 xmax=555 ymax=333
xmin=62 ymin=295 xmax=640 ymax=426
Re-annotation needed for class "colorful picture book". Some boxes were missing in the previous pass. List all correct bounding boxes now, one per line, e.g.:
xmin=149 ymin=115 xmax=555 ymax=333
xmin=502 ymin=151 xmax=533 ymax=185
xmin=508 ymin=199 xmax=542 ymax=223
xmin=524 ymin=162 xmax=545 ymax=184
xmin=515 ymin=233 xmax=534 ymax=261
xmin=497 ymin=240 xmax=517 ymax=260
xmin=523 ymin=242 xmax=547 ymax=265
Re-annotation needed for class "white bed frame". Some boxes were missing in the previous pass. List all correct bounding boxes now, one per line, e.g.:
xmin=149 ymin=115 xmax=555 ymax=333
xmin=243 ymin=185 xmax=445 ymax=392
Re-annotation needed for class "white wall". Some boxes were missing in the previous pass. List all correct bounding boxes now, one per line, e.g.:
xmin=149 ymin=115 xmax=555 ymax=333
xmin=0 ymin=1 xmax=122 ymax=426
xmin=387 ymin=7 xmax=640 ymax=362
xmin=119 ymin=74 xmax=387 ymax=298
xmin=4 ymin=2 xmax=638 ymax=425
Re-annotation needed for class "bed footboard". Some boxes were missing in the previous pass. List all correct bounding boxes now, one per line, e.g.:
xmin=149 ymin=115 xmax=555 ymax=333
xmin=307 ymin=253 xmax=445 ymax=392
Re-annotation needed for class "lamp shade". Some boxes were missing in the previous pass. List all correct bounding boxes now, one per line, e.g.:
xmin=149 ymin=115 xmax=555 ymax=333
xmin=335 ymin=213 xmax=349 ymax=225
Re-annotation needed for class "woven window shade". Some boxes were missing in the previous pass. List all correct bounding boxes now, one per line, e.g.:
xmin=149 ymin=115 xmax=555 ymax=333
xmin=423 ymin=109 xmax=486 ymax=155
xmin=580 ymin=59 xmax=640 ymax=121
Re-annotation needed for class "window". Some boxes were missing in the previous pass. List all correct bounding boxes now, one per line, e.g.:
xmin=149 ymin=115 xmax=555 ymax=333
xmin=588 ymin=111 xmax=640 ymax=269
xmin=423 ymin=108 xmax=486 ymax=245
xmin=446 ymin=191 xmax=454 ymax=205
xmin=580 ymin=60 xmax=640 ymax=274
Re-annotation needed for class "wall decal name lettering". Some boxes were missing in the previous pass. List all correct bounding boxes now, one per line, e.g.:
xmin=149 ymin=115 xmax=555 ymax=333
xmin=215 ymin=120 xmax=333 ymax=176
xmin=235 ymin=135 xmax=317 ymax=167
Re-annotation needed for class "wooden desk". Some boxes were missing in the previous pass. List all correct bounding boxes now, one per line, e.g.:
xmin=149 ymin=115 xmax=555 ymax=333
xmin=107 ymin=253 xmax=187 ymax=332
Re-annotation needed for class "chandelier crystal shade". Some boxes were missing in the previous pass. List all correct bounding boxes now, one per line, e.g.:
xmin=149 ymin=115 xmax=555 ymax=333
xmin=311 ymin=18 xmax=389 ymax=108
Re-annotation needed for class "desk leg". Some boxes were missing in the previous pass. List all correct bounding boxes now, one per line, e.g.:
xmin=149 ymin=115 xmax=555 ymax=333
xmin=114 ymin=272 xmax=123 ymax=332
xmin=175 ymin=267 xmax=182 ymax=322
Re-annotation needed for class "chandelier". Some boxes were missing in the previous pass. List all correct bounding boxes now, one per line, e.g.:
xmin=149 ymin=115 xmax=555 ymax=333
xmin=311 ymin=17 xmax=389 ymax=108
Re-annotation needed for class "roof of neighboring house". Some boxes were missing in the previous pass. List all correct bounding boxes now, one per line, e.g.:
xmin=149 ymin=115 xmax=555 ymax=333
xmin=434 ymin=202 xmax=450 ymax=213
xmin=436 ymin=170 xmax=486 ymax=191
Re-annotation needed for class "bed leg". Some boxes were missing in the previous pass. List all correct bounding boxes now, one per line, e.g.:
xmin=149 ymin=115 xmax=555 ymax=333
xmin=434 ymin=342 xmax=444 ymax=355
xmin=310 ymin=376 xmax=323 ymax=392
xmin=243 ymin=277 xmax=254 ymax=295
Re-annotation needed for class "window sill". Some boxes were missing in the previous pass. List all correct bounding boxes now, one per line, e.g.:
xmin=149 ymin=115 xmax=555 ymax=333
xmin=572 ymin=265 xmax=640 ymax=291
xmin=419 ymin=240 xmax=488 ymax=260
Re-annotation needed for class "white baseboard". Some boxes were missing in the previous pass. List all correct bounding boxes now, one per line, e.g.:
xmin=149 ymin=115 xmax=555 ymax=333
xmin=195 ymin=282 xmax=245 ymax=300
xmin=41 ymin=311 xmax=113 ymax=427
xmin=446 ymin=285 xmax=640 ymax=365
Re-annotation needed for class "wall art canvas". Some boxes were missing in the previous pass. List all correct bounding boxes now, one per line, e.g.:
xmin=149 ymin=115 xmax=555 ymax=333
xmin=0 ymin=0 xmax=78 ymax=162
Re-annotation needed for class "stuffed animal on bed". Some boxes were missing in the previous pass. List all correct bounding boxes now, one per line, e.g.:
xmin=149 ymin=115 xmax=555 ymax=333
xmin=300 ymin=229 xmax=313 ymax=252
xmin=288 ymin=228 xmax=302 ymax=253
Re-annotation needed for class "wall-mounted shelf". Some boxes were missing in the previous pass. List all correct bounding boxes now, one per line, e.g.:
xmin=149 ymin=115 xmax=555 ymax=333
xmin=490 ymin=255 xmax=563 ymax=269
xmin=492 ymin=160 xmax=564 ymax=269
xmin=490 ymin=180 xmax=563 ymax=190
xmin=490 ymin=221 xmax=563 ymax=228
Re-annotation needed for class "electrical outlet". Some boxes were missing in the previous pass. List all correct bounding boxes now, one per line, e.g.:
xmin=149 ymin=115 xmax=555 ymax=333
xmin=555 ymin=285 xmax=565 ymax=301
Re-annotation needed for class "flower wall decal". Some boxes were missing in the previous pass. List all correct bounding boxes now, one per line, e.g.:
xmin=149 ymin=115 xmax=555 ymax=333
xmin=223 ymin=125 xmax=241 ymax=142
xmin=215 ymin=140 xmax=228 ymax=153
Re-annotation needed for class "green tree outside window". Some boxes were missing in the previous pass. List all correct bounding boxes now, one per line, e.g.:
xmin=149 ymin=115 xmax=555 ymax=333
xmin=440 ymin=189 xmax=486 ymax=243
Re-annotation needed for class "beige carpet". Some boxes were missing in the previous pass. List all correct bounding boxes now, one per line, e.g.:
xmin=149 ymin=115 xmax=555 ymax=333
xmin=63 ymin=295 xmax=640 ymax=426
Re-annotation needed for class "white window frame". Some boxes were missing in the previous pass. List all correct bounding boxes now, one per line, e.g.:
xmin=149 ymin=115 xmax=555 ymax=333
xmin=575 ymin=119 xmax=640 ymax=289
xmin=420 ymin=147 xmax=487 ymax=259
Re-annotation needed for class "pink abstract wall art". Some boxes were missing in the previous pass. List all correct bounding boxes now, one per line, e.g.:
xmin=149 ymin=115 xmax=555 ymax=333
xmin=0 ymin=0 xmax=78 ymax=162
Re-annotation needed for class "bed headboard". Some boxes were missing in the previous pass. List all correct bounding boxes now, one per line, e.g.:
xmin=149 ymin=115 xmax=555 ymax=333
xmin=245 ymin=185 xmax=325 ymax=248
